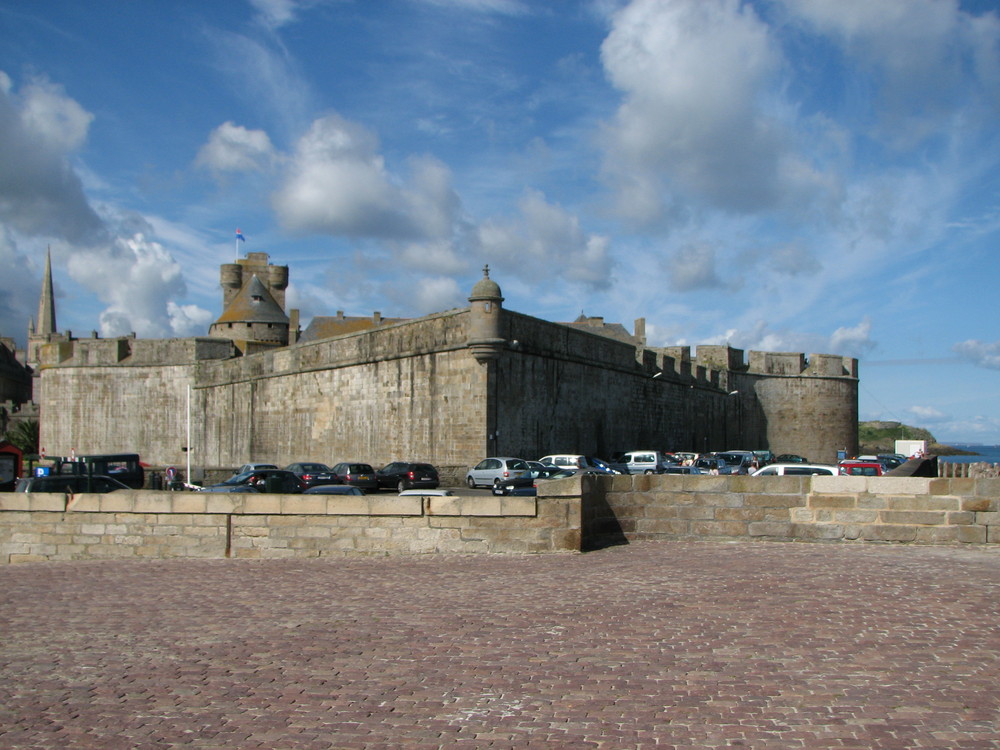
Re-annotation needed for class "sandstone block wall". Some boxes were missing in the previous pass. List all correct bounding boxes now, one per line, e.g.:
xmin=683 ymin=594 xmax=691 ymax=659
xmin=584 ymin=475 xmax=999 ymax=547
xmin=0 ymin=490 xmax=580 ymax=563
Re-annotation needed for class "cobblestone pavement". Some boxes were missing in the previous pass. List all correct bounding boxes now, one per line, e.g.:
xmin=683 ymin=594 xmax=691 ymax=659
xmin=2 ymin=541 xmax=999 ymax=749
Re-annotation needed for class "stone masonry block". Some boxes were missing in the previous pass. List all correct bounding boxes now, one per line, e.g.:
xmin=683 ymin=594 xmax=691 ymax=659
xmin=243 ymin=496 xmax=283 ymax=514
xmin=976 ymin=477 xmax=1000 ymax=498
xmin=131 ymin=494 xmax=174 ymax=513
xmin=873 ymin=477 xmax=932 ymax=495
xmin=957 ymin=526 xmax=988 ymax=543
xmin=977 ymin=511 xmax=999 ymax=526
xmin=745 ymin=493 xmax=805 ymax=508
xmin=790 ymin=523 xmax=845 ymax=540
xmin=886 ymin=495 xmax=960 ymax=511
xmin=808 ymin=495 xmax=856 ymax=509
xmin=453 ymin=497 xmax=504 ymax=516
xmin=171 ymin=494 xmax=208 ymax=513
xmin=323 ymin=497 xmax=370 ymax=515
xmin=747 ymin=521 xmax=794 ymax=538
xmin=27 ymin=495 xmax=66 ymax=512
xmin=811 ymin=476 xmax=866 ymax=493
xmin=205 ymin=496 xmax=240 ymax=514
xmin=864 ymin=524 xmax=918 ymax=542
xmin=945 ymin=511 xmax=975 ymax=525
xmin=0 ymin=494 xmax=30 ymax=511
xmin=500 ymin=497 xmax=537 ymax=516
xmin=962 ymin=497 xmax=995 ymax=512
xmin=280 ymin=496 xmax=327 ymax=515
xmin=369 ymin=496 xmax=422 ymax=516
xmin=879 ymin=510 xmax=949 ymax=526
xmin=689 ymin=520 xmax=748 ymax=537
xmin=833 ymin=510 xmax=879 ymax=524
xmin=912 ymin=526 xmax=963 ymax=544
xmin=97 ymin=494 xmax=135 ymax=512
xmin=66 ymin=495 xmax=100 ymax=511
xmin=930 ymin=478 xmax=975 ymax=496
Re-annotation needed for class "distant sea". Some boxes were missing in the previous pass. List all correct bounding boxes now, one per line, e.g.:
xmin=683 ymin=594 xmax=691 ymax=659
xmin=939 ymin=444 xmax=1000 ymax=464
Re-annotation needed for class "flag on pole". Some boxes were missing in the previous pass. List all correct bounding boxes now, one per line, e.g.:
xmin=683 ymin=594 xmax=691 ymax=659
xmin=236 ymin=229 xmax=246 ymax=242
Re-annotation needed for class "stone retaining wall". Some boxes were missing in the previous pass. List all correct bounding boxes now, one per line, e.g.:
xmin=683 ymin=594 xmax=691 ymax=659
xmin=2 ymin=475 xmax=996 ymax=563
xmin=584 ymin=474 xmax=999 ymax=548
xmin=0 ymin=490 xmax=581 ymax=563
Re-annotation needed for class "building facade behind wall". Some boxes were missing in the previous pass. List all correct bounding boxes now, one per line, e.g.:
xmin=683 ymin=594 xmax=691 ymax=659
xmin=33 ymin=256 xmax=859 ymax=476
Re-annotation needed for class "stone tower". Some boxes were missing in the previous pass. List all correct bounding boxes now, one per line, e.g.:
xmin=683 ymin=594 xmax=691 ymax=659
xmin=209 ymin=274 xmax=289 ymax=352
xmin=220 ymin=252 xmax=288 ymax=311
xmin=466 ymin=265 xmax=505 ymax=363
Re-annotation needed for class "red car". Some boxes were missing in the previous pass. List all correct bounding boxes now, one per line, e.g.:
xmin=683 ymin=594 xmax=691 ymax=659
xmin=838 ymin=460 xmax=884 ymax=476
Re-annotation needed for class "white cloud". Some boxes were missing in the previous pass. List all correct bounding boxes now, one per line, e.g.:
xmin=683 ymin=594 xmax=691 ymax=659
xmin=0 ymin=72 xmax=105 ymax=242
xmin=829 ymin=317 xmax=875 ymax=358
xmin=667 ymin=243 xmax=722 ymax=291
xmin=272 ymin=114 xmax=460 ymax=240
xmin=907 ymin=405 xmax=947 ymax=423
xmin=476 ymin=189 xmax=612 ymax=287
xmin=775 ymin=0 xmax=1000 ymax=147
xmin=600 ymin=0 xmax=806 ymax=216
xmin=196 ymin=122 xmax=277 ymax=175
xmin=953 ymin=339 xmax=1000 ymax=370
xmin=65 ymin=234 xmax=202 ymax=339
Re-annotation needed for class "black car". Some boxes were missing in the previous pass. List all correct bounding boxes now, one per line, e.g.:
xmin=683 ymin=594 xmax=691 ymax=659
xmin=200 ymin=469 xmax=303 ymax=493
xmin=284 ymin=462 xmax=340 ymax=488
xmin=330 ymin=462 xmax=379 ymax=492
xmin=14 ymin=474 xmax=132 ymax=493
xmin=375 ymin=462 xmax=440 ymax=492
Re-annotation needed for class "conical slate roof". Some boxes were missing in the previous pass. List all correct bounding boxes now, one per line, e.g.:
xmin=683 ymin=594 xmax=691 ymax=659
xmin=214 ymin=275 xmax=288 ymax=325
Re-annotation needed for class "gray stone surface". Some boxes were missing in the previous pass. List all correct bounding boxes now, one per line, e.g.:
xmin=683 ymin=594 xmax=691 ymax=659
xmin=2 ymin=541 xmax=998 ymax=748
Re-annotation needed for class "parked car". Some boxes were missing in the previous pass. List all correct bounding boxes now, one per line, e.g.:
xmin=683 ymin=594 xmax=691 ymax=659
xmin=694 ymin=456 xmax=726 ymax=474
xmin=752 ymin=463 xmax=842 ymax=476
xmin=752 ymin=450 xmax=775 ymax=466
xmin=619 ymin=450 xmax=678 ymax=474
xmin=537 ymin=455 xmax=622 ymax=474
xmin=466 ymin=457 xmax=531 ymax=488
xmin=838 ymin=460 xmax=884 ymax=476
xmin=233 ymin=463 xmax=279 ymax=476
xmin=200 ymin=468 xmax=303 ymax=493
xmin=493 ymin=468 xmax=584 ymax=496
xmin=661 ymin=465 xmax=707 ymax=475
xmin=284 ymin=462 xmax=340 ymax=488
xmin=14 ymin=474 xmax=131 ymax=493
xmin=375 ymin=462 xmax=440 ymax=492
xmin=716 ymin=451 xmax=755 ymax=475
xmin=330 ymin=462 xmax=379 ymax=492
xmin=302 ymin=484 xmax=364 ymax=495
xmin=51 ymin=453 xmax=146 ymax=489
xmin=878 ymin=454 xmax=907 ymax=470
xmin=493 ymin=464 xmax=567 ymax=493
xmin=775 ymin=454 xmax=809 ymax=464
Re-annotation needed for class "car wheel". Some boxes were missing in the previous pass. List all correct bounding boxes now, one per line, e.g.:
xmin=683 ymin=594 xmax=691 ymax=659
xmin=493 ymin=478 xmax=502 ymax=488
xmin=397 ymin=480 xmax=407 ymax=493
xmin=644 ymin=469 xmax=654 ymax=475
xmin=466 ymin=476 xmax=476 ymax=489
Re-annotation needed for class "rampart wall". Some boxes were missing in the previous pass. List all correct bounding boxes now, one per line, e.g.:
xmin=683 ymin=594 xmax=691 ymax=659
xmin=2 ymin=476 xmax=995 ymax=564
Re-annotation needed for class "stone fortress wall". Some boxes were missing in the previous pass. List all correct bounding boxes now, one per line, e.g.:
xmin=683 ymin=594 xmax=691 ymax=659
xmin=30 ymin=256 xmax=860 ymax=477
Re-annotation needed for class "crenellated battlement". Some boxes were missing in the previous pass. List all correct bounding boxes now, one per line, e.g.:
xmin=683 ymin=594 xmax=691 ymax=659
xmin=655 ymin=344 xmax=857 ymax=384
xmin=38 ymin=334 xmax=235 ymax=368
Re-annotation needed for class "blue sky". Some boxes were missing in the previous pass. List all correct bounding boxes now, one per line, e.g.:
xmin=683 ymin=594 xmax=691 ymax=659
xmin=1 ymin=0 xmax=998 ymax=444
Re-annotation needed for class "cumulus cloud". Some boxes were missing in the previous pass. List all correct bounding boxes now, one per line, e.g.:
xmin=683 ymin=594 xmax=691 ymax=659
xmin=195 ymin=122 xmax=277 ymax=175
xmin=65 ymin=234 xmax=202 ymax=339
xmin=829 ymin=317 xmax=876 ymax=358
xmin=600 ymin=0 xmax=808 ymax=216
xmin=0 ymin=71 xmax=105 ymax=243
xmin=775 ymin=0 xmax=1000 ymax=146
xmin=953 ymin=339 xmax=1000 ymax=370
xmin=272 ymin=115 xmax=461 ymax=240
xmin=667 ymin=243 xmax=722 ymax=291
xmin=476 ymin=189 xmax=612 ymax=287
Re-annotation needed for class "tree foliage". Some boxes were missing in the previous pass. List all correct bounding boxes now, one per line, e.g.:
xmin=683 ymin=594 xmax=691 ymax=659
xmin=3 ymin=419 xmax=39 ymax=454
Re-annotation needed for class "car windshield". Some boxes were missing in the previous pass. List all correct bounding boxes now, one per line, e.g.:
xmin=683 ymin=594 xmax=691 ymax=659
xmin=508 ymin=460 xmax=529 ymax=470
xmin=300 ymin=464 xmax=328 ymax=472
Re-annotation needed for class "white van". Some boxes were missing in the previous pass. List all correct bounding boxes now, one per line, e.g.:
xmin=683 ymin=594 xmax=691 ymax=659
xmin=752 ymin=463 xmax=842 ymax=476
xmin=620 ymin=450 xmax=676 ymax=474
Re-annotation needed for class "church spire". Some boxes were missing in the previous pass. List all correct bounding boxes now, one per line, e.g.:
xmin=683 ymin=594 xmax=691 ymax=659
xmin=36 ymin=247 xmax=57 ymax=336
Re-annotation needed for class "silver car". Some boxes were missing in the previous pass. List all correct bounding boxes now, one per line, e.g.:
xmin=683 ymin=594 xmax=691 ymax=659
xmin=465 ymin=457 xmax=531 ymax=489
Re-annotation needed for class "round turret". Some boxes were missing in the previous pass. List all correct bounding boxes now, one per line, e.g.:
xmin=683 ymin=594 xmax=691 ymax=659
xmin=467 ymin=265 xmax=505 ymax=363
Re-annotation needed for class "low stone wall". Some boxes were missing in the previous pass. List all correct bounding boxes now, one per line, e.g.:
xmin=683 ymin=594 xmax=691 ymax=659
xmin=0 ymin=490 xmax=581 ymax=563
xmin=2 ymin=475 xmax=997 ymax=563
xmin=583 ymin=474 xmax=999 ymax=548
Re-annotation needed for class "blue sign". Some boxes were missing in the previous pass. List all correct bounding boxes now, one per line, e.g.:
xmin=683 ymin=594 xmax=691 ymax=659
xmin=35 ymin=466 xmax=51 ymax=477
